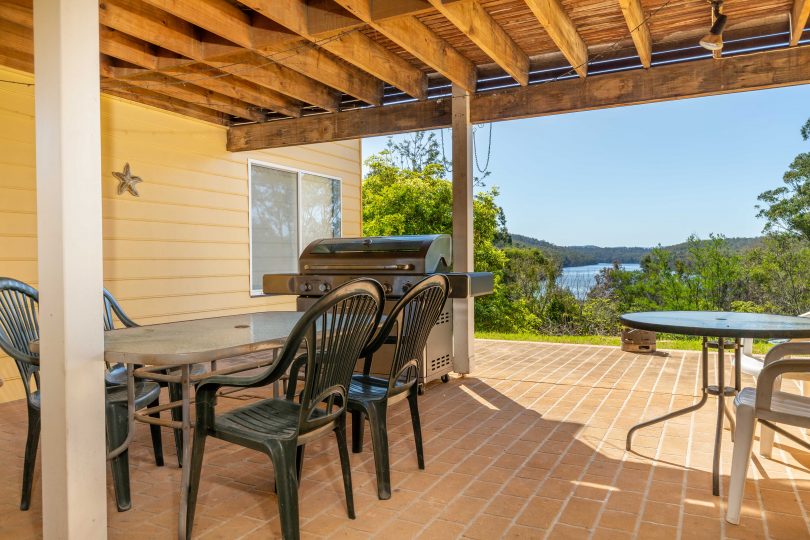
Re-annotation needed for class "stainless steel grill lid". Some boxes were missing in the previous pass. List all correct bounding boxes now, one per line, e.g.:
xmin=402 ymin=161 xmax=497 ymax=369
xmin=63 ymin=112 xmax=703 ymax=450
xmin=299 ymin=234 xmax=451 ymax=275
xmin=263 ymin=233 xmax=492 ymax=299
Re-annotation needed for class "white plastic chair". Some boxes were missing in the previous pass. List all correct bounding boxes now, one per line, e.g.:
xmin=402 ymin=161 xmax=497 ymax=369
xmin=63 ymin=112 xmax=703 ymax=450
xmin=726 ymin=341 xmax=810 ymax=524
xmin=737 ymin=311 xmax=810 ymax=456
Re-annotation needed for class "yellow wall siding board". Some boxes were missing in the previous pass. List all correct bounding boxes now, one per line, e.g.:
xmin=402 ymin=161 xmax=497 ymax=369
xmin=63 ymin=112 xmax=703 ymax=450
xmin=0 ymin=140 xmax=35 ymax=168
xmin=0 ymin=212 xmax=36 ymax=237
xmin=0 ymin=236 xmax=37 ymax=259
xmin=0 ymin=164 xmax=35 ymax=189
xmin=102 ymin=219 xmax=245 ymax=244
xmin=0 ymin=261 xmax=37 ymax=283
xmin=103 ymin=240 xmax=248 ymax=261
xmin=0 ymin=66 xmax=362 ymax=402
xmin=101 ymin=199 xmax=246 ymax=228
xmin=110 ymin=276 xmax=257 ymax=298
xmin=100 ymin=178 xmax=248 ymax=213
xmin=102 ymin=259 xmax=249 ymax=280
xmin=0 ymin=188 xmax=35 ymax=213
xmin=101 ymin=158 xmax=250 ymax=196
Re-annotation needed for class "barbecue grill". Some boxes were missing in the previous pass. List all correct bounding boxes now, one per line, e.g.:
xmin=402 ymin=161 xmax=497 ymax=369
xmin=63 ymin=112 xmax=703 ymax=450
xmin=262 ymin=234 xmax=493 ymax=390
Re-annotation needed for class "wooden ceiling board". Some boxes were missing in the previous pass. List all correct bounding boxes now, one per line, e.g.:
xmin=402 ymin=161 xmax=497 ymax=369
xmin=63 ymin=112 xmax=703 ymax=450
xmin=0 ymin=0 xmax=802 ymax=127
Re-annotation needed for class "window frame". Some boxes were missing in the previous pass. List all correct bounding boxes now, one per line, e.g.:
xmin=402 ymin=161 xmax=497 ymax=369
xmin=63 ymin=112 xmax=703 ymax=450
xmin=247 ymin=158 xmax=342 ymax=296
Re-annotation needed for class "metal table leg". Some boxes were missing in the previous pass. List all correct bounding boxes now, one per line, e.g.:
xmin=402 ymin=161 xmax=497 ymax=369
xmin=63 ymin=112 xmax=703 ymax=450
xmin=704 ymin=337 xmax=741 ymax=495
xmin=178 ymin=365 xmax=192 ymax=540
xmin=627 ymin=336 xmax=741 ymax=496
xmin=626 ymin=338 xmax=710 ymax=451
xmin=712 ymin=337 xmax=726 ymax=496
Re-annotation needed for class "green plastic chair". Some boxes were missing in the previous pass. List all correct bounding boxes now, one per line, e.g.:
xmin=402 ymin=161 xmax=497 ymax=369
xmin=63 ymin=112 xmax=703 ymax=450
xmin=184 ymin=278 xmax=385 ymax=540
xmin=349 ymin=274 xmax=449 ymax=500
xmin=0 ymin=277 xmax=161 ymax=511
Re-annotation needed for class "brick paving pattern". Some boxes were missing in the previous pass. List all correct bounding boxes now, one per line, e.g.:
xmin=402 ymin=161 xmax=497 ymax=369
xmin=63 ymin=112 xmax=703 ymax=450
xmin=1 ymin=340 xmax=809 ymax=539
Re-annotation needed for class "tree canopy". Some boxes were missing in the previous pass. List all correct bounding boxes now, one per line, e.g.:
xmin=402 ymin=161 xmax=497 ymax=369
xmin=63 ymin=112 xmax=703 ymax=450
xmin=756 ymin=119 xmax=810 ymax=241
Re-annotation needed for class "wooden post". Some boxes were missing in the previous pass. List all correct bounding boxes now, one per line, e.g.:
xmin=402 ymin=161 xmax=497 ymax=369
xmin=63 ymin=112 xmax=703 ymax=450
xmin=451 ymin=83 xmax=475 ymax=374
xmin=34 ymin=0 xmax=107 ymax=537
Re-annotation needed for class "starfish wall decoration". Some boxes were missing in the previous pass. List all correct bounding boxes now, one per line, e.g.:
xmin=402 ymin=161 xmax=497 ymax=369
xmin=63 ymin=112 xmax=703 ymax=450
xmin=113 ymin=163 xmax=142 ymax=197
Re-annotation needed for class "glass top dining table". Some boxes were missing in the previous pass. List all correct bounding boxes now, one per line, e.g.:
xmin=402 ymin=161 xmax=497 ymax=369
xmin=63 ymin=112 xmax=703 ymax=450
xmin=621 ymin=310 xmax=810 ymax=496
xmin=98 ymin=311 xmax=303 ymax=540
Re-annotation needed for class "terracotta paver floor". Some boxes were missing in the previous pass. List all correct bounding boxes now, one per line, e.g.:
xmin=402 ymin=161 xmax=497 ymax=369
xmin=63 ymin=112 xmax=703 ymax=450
xmin=1 ymin=340 xmax=810 ymax=539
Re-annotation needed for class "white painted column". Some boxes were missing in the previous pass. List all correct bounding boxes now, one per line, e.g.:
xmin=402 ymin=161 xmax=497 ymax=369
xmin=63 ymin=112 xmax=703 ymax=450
xmin=451 ymin=83 xmax=475 ymax=374
xmin=34 ymin=0 xmax=107 ymax=537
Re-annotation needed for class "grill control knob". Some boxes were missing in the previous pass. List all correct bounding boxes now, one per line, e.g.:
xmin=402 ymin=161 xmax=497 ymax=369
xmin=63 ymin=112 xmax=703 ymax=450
xmin=318 ymin=283 xmax=331 ymax=293
xmin=383 ymin=283 xmax=393 ymax=294
xmin=401 ymin=283 xmax=412 ymax=294
xmin=300 ymin=283 xmax=312 ymax=293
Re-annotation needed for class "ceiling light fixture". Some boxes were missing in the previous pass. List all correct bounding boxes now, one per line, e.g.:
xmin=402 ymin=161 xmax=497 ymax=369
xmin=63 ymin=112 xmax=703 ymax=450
xmin=700 ymin=0 xmax=728 ymax=51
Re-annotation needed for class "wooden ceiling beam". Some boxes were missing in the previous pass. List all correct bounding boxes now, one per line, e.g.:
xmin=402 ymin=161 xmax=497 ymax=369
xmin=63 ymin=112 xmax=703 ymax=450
xmin=523 ymin=0 xmax=589 ymax=77
xmin=3 ymin=5 xmax=302 ymax=117
xmin=618 ymin=0 xmax=652 ymax=68
xmin=307 ymin=0 xmax=462 ymax=35
xmin=792 ymin=0 xmax=810 ymax=45
xmin=105 ymin=67 xmax=266 ymax=122
xmin=0 ymin=0 xmax=32 ymax=28
xmin=3 ymin=3 xmax=298 ymax=120
xmin=103 ymin=79 xmax=230 ymax=125
xmin=141 ymin=0 xmax=384 ymax=106
xmin=100 ymin=0 xmax=339 ymax=112
xmin=242 ymin=0 xmax=427 ymax=100
xmin=0 ymin=15 xmax=33 ymax=56
xmin=0 ymin=14 xmax=229 ymax=126
xmin=100 ymin=27 xmax=159 ymax=70
xmin=159 ymin=65 xmax=301 ymax=117
xmin=0 ymin=43 xmax=33 ymax=74
xmin=100 ymin=26 xmax=294 ymax=118
xmin=335 ymin=0 xmax=477 ymax=93
xmin=427 ymin=0 xmax=529 ymax=86
xmin=228 ymin=45 xmax=810 ymax=150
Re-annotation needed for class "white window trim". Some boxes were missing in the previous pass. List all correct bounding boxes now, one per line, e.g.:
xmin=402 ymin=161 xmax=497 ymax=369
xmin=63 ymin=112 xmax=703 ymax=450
xmin=248 ymin=159 xmax=343 ymax=296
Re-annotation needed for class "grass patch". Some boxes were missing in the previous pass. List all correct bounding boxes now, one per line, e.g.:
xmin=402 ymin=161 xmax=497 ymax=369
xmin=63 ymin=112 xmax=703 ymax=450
xmin=475 ymin=332 xmax=772 ymax=354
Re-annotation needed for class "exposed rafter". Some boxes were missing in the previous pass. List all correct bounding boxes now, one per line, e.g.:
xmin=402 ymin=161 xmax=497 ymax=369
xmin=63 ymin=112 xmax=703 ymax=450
xmin=100 ymin=0 xmax=339 ymax=112
xmin=100 ymin=28 xmax=299 ymax=116
xmin=618 ymin=0 xmax=652 ymax=68
xmin=792 ymin=0 xmax=810 ymax=45
xmin=228 ymin=45 xmax=810 ymax=150
xmin=523 ymin=0 xmax=589 ymax=77
xmin=307 ymin=0 xmax=440 ymax=35
xmin=139 ymin=0 xmax=384 ymax=106
xmin=427 ymin=0 xmax=529 ymax=85
xmin=335 ymin=0 xmax=477 ymax=93
xmin=105 ymin=80 xmax=230 ymax=125
xmin=0 ymin=13 xmax=235 ymax=124
xmin=105 ymin=66 xmax=266 ymax=122
xmin=240 ymin=0 xmax=427 ymax=100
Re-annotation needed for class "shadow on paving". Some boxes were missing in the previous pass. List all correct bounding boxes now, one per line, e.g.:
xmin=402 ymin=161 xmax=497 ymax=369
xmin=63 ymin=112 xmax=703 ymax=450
xmin=0 ymin=371 xmax=808 ymax=539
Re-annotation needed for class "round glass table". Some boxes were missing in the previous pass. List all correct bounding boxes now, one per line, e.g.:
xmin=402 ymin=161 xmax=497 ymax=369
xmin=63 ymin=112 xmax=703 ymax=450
xmin=620 ymin=311 xmax=810 ymax=496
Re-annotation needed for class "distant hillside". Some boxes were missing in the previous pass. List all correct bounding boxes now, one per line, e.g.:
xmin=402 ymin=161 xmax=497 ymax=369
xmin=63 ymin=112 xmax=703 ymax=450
xmin=508 ymin=234 xmax=763 ymax=267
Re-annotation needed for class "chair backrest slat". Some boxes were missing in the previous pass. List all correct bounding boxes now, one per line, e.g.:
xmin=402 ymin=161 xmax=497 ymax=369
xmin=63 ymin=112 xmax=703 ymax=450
xmin=290 ymin=279 xmax=384 ymax=434
xmin=103 ymin=289 xmax=139 ymax=330
xmin=366 ymin=275 xmax=449 ymax=393
xmin=0 ymin=278 xmax=40 ymax=401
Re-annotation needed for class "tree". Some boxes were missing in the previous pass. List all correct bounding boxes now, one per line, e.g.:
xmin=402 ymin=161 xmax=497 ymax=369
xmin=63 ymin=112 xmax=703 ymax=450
xmin=743 ymin=234 xmax=810 ymax=314
xmin=384 ymin=131 xmax=445 ymax=172
xmin=686 ymin=234 xmax=742 ymax=310
xmin=756 ymin=118 xmax=810 ymax=241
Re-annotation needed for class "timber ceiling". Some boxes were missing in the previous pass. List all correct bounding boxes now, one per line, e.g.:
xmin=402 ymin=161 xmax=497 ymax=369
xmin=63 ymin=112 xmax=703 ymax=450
xmin=0 ymin=0 xmax=806 ymax=127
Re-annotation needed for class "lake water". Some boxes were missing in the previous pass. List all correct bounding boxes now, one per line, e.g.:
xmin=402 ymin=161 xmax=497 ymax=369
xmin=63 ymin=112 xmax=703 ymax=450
xmin=560 ymin=263 xmax=641 ymax=300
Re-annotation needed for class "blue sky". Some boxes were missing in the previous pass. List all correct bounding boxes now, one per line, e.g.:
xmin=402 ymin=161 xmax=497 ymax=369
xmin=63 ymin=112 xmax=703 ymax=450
xmin=361 ymin=85 xmax=810 ymax=247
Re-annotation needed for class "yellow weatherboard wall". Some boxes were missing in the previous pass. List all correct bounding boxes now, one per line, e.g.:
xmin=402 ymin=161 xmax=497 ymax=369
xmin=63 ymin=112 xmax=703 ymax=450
xmin=0 ymin=66 xmax=362 ymax=403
